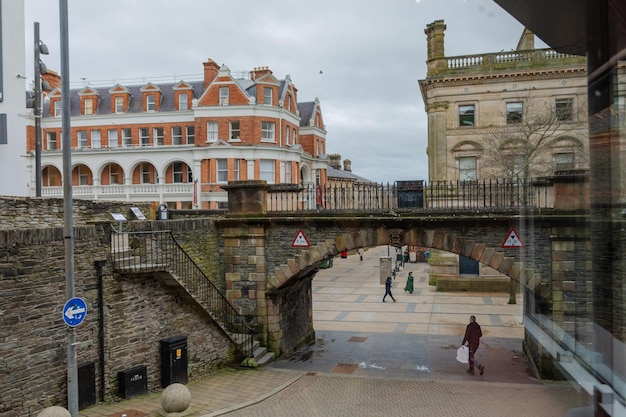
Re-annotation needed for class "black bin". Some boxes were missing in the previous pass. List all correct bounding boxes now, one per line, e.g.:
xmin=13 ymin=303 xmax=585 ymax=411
xmin=78 ymin=361 xmax=96 ymax=409
xmin=118 ymin=365 xmax=147 ymax=399
xmin=160 ymin=335 xmax=188 ymax=388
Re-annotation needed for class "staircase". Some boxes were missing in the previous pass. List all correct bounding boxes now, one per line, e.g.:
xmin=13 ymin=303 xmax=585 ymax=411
xmin=110 ymin=229 xmax=274 ymax=367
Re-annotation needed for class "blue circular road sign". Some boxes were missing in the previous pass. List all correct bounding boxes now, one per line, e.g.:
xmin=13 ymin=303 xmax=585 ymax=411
xmin=63 ymin=297 xmax=87 ymax=327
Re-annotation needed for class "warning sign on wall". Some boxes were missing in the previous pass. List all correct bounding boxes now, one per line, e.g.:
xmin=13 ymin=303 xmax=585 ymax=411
xmin=291 ymin=229 xmax=310 ymax=248
xmin=501 ymin=228 xmax=525 ymax=248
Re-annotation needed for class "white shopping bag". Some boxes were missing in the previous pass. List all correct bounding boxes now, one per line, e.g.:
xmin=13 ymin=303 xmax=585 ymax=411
xmin=456 ymin=346 xmax=469 ymax=364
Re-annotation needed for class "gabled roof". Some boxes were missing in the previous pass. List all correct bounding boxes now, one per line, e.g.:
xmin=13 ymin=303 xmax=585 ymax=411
xmin=326 ymin=165 xmax=372 ymax=183
xmin=297 ymin=101 xmax=316 ymax=127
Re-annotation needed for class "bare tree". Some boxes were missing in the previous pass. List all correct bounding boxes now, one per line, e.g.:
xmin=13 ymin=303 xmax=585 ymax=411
xmin=480 ymin=97 xmax=588 ymax=182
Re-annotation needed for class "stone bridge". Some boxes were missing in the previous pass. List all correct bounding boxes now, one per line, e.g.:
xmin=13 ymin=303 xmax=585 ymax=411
xmin=216 ymin=181 xmax=588 ymax=358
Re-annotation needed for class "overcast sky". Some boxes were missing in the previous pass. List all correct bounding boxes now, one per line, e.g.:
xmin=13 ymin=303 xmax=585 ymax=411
xmin=24 ymin=0 xmax=538 ymax=183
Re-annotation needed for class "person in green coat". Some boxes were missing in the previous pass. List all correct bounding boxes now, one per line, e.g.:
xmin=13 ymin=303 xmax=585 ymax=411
xmin=404 ymin=271 xmax=414 ymax=294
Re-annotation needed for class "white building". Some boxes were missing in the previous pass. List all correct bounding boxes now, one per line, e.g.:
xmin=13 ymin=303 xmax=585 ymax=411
xmin=0 ymin=0 xmax=28 ymax=196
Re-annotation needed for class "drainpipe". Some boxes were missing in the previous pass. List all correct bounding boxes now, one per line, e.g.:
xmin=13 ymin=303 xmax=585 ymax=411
xmin=94 ymin=259 xmax=106 ymax=401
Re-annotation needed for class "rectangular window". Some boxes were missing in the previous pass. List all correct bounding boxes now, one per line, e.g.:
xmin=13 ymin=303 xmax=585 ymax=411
xmin=229 ymin=121 xmax=240 ymax=140
xmin=173 ymin=162 xmax=184 ymax=183
xmin=140 ymin=163 xmax=151 ymax=184
xmin=78 ymin=166 xmax=89 ymax=185
xmin=146 ymin=95 xmax=156 ymax=112
xmin=506 ymin=102 xmax=523 ymax=124
xmin=91 ymin=130 xmax=101 ymax=149
xmin=108 ymin=129 xmax=118 ymax=148
xmin=260 ymin=159 xmax=275 ymax=183
xmin=207 ymin=122 xmax=218 ymax=142
xmin=122 ymin=128 xmax=132 ymax=147
xmin=55 ymin=100 xmax=63 ymax=117
xmin=220 ymin=87 xmax=229 ymax=106
xmin=153 ymin=127 xmax=164 ymax=146
xmin=77 ymin=130 xmax=88 ymax=148
xmin=139 ymin=128 xmax=150 ymax=146
xmin=263 ymin=87 xmax=272 ymax=105
xmin=84 ymin=98 xmax=93 ymax=115
xmin=285 ymin=126 xmax=290 ymax=145
xmin=261 ymin=121 xmax=275 ymax=141
xmin=459 ymin=156 xmax=477 ymax=181
xmin=555 ymin=98 xmax=574 ymax=121
xmin=459 ymin=104 xmax=475 ymax=126
xmin=172 ymin=126 xmax=182 ymax=145
xmin=217 ymin=159 xmax=228 ymax=182
xmin=115 ymin=96 xmax=124 ymax=113
xmin=187 ymin=166 xmax=193 ymax=182
xmin=233 ymin=159 xmax=240 ymax=181
xmin=285 ymin=161 xmax=291 ymax=183
xmin=47 ymin=132 xmax=57 ymax=151
xmin=178 ymin=94 xmax=188 ymax=110
xmin=186 ymin=126 xmax=195 ymax=144
xmin=555 ymin=152 xmax=575 ymax=170
xmin=108 ymin=166 xmax=121 ymax=185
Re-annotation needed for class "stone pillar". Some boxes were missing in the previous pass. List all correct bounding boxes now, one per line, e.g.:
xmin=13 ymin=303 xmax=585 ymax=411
xmin=221 ymin=180 xmax=269 ymax=215
xmin=426 ymin=101 xmax=449 ymax=182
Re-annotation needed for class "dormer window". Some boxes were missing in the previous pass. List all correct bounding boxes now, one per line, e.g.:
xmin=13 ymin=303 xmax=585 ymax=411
xmin=220 ymin=87 xmax=229 ymax=106
xmin=263 ymin=87 xmax=272 ymax=106
xmin=178 ymin=94 xmax=188 ymax=110
xmin=54 ymin=99 xmax=63 ymax=117
xmin=115 ymin=96 xmax=124 ymax=113
xmin=84 ymin=98 xmax=94 ymax=115
xmin=146 ymin=95 xmax=156 ymax=112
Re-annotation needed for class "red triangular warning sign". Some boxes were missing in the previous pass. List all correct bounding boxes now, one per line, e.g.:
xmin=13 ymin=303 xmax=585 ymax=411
xmin=501 ymin=228 xmax=525 ymax=248
xmin=291 ymin=229 xmax=310 ymax=248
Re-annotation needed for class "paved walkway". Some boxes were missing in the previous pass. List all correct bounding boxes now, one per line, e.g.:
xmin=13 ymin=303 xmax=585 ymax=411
xmin=79 ymin=246 xmax=590 ymax=417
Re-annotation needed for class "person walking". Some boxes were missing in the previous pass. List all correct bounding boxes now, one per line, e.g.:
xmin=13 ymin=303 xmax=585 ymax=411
xmin=358 ymin=248 xmax=364 ymax=261
xmin=403 ymin=271 xmax=414 ymax=293
xmin=382 ymin=276 xmax=396 ymax=302
xmin=462 ymin=315 xmax=484 ymax=375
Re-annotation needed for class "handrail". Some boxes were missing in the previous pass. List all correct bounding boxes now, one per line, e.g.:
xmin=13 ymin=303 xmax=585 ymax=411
xmin=110 ymin=229 xmax=255 ymax=357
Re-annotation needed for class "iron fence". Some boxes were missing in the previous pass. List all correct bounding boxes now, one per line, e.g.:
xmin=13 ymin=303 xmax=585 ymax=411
xmin=267 ymin=179 xmax=551 ymax=213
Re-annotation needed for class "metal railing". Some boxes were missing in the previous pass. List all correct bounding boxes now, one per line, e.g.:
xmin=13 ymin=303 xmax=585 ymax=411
xmin=110 ymin=229 xmax=255 ymax=356
xmin=267 ymin=179 xmax=551 ymax=213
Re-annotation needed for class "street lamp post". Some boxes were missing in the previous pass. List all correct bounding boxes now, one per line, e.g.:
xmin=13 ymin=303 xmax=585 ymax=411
xmin=33 ymin=22 xmax=49 ymax=197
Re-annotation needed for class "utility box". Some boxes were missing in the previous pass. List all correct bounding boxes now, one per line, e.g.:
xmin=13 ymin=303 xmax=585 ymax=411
xmin=118 ymin=365 xmax=147 ymax=399
xmin=379 ymin=257 xmax=392 ymax=285
xmin=160 ymin=336 xmax=188 ymax=388
xmin=78 ymin=361 xmax=96 ymax=409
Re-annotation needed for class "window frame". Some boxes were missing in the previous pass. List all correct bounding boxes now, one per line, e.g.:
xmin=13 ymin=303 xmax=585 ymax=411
xmin=229 ymin=121 xmax=241 ymax=141
xmin=84 ymin=98 xmax=94 ymax=115
xmin=506 ymin=102 xmax=523 ymax=124
xmin=186 ymin=126 xmax=195 ymax=144
xmin=459 ymin=156 xmax=477 ymax=181
xmin=91 ymin=130 xmax=101 ymax=149
xmin=78 ymin=166 xmax=89 ymax=186
xmin=260 ymin=159 xmax=275 ymax=184
xmin=233 ymin=159 xmax=240 ymax=181
xmin=173 ymin=162 xmax=184 ymax=183
xmin=217 ymin=159 xmax=228 ymax=183
xmin=220 ymin=87 xmax=229 ymax=106
xmin=139 ymin=128 xmax=150 ymax=146
xmin=178 ymin=93 xmax=188 ymax=111
xmin=207 ymin=121 xmax=218 ymax=142
xmin=172 ymin=126 xmax=182 ymax=145
xmin=555 ymin=98 xmax=574 ymax=122
xmin=146 ymin=94 xmax=156 ymax=112
xmin=458 ymin=104 xmax=475 ymax=127
xmin=263 ymin=87 xmax=272 ymax=106
xmin=47 ymin=132 xmax=57 ymax=151
xmin=153 ymin=127 xmax=164 ymax=146
xmin=54 ymin=99 xmax=63 ymax=117
xmin=108 ymin=129 xmax=118 ymax=148
xmin=115 ymin=96 xmax=124 ymax=113
xmin=121 ymin=128 xmax=132 ymax=147
xmin=261 ymin=121 xmax=275 ymax=142
xmin=77 ymin=130 xmax=88 ymax=149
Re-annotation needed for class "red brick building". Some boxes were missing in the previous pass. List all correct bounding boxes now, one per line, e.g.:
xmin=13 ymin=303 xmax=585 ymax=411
xmin=26 ymin=59 xmax=328 ymax=209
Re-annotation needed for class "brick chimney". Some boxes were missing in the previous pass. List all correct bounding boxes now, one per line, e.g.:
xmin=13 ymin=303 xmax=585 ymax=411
xmin=343 ymin=159 xmax=352 ymax=172
xmin=42 ymin=70 xmax=61 ymax=91
xmin=203 ymin=59 xmax=220 ymax=89
xmin=250 ymin=66 xmax=272 ymax=80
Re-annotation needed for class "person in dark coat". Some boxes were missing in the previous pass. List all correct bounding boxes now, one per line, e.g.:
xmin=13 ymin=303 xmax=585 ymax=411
xmin=462 ymin=315 xmax=484 ymax=375
xmin=382 ymin=276 xmax=396 ymax=302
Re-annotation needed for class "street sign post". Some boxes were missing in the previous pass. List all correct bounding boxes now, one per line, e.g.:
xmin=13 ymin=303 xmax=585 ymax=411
xmin=63 ymin=297 xmax=87 ymax=327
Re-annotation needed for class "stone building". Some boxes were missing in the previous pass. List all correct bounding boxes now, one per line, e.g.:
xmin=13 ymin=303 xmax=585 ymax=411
xmin=25 ymin=59 xmax=328 ymax=209
xmin=419 ymin=20 xmax=588 ymax=183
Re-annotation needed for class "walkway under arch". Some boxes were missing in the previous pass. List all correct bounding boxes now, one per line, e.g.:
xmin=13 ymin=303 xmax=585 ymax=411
xmin=269 ymin=245 xmax=534 ymax=383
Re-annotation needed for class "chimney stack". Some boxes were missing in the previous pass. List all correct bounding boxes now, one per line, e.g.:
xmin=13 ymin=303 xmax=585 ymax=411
xmin=203 ymin=58 xmax=220 ymax=89
xmin=343 ymin=159 xmax=352 ymax=172
xmin=328 ymin=154 xmax=341 ymax=170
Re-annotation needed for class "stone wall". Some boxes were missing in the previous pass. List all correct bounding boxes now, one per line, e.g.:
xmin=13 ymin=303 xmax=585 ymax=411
xmin=0 ymin=198 xmax=234 ymax=416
